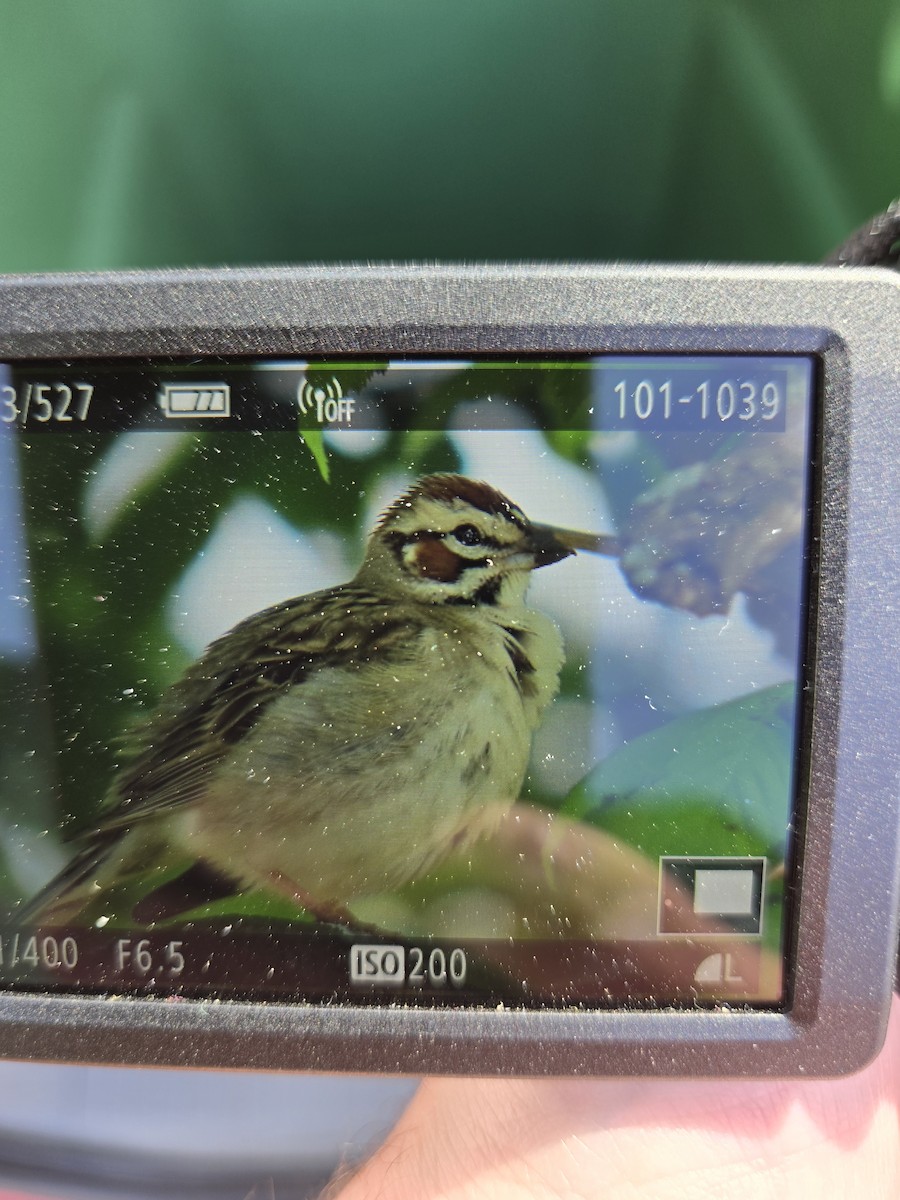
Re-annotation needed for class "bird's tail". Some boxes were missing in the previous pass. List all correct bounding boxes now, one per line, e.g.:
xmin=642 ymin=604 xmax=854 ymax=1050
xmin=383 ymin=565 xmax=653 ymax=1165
xmin=16 ymin=829 xmax=163 ymax=926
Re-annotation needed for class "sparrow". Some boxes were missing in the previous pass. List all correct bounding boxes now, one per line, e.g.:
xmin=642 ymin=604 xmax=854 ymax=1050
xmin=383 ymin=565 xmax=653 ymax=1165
xmin=25 ymin=473 xmax=606 ymax=928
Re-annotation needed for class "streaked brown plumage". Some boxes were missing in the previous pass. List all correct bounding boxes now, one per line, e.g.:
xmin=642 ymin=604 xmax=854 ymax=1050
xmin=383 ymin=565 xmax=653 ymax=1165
xmin=25 ymin=474 xmax=585 ymax=928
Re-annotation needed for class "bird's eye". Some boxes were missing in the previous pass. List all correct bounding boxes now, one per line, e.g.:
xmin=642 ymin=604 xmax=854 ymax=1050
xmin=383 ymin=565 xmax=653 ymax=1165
xmin=453 ymin=523 xmax=483 ymax=547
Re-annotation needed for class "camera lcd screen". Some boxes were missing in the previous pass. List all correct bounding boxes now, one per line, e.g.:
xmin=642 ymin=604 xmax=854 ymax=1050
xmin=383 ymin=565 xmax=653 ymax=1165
xmin=0 ymin=355 xmax=814 ymax=1009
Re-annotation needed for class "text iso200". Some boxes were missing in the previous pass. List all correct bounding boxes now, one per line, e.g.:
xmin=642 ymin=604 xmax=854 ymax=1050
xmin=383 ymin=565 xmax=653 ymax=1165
xmin=350 ymin=944 xmax=467 ymax=988
xmin=613 ymin=378 xmax=782 ymax=423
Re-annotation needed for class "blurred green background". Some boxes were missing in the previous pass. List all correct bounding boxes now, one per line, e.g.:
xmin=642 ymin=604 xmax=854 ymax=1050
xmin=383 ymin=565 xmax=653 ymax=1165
xmin=0 ymin=0 xmax=897 ymax=274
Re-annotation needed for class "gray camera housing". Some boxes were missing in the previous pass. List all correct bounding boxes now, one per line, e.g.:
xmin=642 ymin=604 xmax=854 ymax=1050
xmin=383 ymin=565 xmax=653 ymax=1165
xmin=0 ymin=263 xmax=897 ymax=1077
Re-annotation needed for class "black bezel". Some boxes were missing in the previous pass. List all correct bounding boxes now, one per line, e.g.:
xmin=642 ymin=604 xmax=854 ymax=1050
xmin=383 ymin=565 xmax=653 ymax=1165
xmin=0 ymin=264 xmax=897 ymax=1076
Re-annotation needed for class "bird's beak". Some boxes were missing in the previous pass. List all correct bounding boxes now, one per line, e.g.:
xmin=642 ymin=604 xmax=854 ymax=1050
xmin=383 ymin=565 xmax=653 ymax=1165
xmin=528 ymin=522 xmax=622 ymax=567
xmin=527 ymin=523 xmax=578 ymax=568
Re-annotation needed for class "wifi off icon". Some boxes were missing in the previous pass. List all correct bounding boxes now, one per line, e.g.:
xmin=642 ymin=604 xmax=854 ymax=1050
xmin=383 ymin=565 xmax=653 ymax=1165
xmin=297 ymin=377 xmax=356 ymax=424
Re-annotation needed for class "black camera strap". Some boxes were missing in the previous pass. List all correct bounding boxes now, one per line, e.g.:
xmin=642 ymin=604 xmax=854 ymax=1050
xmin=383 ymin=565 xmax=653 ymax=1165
xmin=825 ymin=199 xmax=900 ymax=269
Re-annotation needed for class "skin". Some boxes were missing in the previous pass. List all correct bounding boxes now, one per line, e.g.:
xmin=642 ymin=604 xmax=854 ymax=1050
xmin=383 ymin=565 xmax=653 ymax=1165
xmin=327 ymin=996 xmax=900 ymax=1200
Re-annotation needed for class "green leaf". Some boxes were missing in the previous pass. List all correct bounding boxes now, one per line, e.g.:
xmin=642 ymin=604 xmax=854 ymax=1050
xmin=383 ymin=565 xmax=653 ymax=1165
xmin=398 ymin=429 xmax=452 ymax=471
xmin=563 ymin=683 xmax=796 ymax=860
xmin=161 ymin=888 xmax=314 ymax=926
xmin=544 ymin=429 xmax=592 ymax=463
xmin=297 ymin=426 xmax=330 ymax=482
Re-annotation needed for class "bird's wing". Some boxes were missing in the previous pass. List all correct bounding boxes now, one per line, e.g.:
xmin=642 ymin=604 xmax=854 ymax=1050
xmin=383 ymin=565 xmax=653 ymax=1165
xmin=91 ymin=587 xmax=421 ymax=833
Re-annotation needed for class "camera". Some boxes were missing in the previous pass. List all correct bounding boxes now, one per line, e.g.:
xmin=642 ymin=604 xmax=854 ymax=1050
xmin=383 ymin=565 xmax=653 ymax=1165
xmin=0 ymin=265 xmax=897 ymax=1076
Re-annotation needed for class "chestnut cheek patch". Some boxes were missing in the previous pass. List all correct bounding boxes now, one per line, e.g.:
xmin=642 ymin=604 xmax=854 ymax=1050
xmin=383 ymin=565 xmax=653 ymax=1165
xmin=413 ymin=537 xmax=465 ymax=582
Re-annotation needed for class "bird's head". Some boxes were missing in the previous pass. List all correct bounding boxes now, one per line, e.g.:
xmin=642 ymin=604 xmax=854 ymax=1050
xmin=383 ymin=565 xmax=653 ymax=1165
xmin=358 ymin=474 xmax=575 ymax=606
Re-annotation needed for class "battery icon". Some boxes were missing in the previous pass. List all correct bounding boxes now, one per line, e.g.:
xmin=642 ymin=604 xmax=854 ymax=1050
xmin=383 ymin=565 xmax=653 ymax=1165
xmin=158 ymin=383 xmax=231 ymax=418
